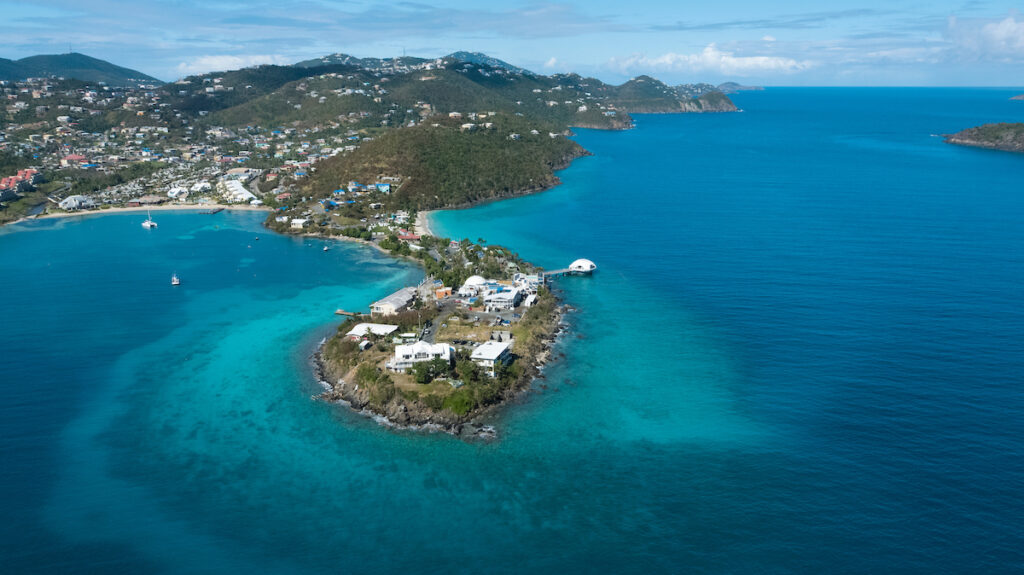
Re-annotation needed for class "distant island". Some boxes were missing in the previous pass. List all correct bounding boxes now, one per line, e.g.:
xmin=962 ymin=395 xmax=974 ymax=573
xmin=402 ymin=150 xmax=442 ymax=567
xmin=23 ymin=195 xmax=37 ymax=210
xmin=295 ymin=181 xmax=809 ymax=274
xmin=945 ymin=123 xmax=1024 ymax=153
xmin=0 ymin=49 xmax=746 ymax=436
xmin=1011 ymin=94 xmax=1024 ymax=100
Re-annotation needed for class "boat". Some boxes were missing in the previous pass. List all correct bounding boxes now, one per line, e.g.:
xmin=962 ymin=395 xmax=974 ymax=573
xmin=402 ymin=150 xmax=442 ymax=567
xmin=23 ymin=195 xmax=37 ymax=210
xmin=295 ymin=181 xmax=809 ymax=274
xmin=171 ymin=273 xmax=181 ymax=286
xmin=141 ymin=209 xmax=157 ymax=229
xmin=323 ymin=245 xmax=330 ymax=252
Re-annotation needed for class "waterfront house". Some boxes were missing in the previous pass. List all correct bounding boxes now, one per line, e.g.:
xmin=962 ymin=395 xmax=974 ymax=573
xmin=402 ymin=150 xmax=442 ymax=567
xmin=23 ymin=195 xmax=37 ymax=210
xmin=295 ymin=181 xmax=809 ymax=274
xmin=371 ymin=286 xmax=416 ymax=316
xmin=345 ymin=323 xmax=399 ymax=340
xmin=388 ymin=341 xmax=453 ymax=372
xmin=471 ymin=340 xmax=512 ymax=377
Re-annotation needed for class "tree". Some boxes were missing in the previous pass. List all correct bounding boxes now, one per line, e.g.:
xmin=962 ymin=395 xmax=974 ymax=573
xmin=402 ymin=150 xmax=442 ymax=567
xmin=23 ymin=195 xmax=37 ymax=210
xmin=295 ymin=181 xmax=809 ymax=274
xmin=410 ymin=357 xmax=450 ymax=384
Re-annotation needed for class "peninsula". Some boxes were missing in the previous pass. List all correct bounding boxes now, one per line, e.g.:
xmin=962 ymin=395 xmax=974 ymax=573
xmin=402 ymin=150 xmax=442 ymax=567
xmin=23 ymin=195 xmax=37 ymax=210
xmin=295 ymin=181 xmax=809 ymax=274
xmin=1 ymin=50 xmax=740 ymax=435
xmin=945 ymin=123 xmax=1024 ymax=153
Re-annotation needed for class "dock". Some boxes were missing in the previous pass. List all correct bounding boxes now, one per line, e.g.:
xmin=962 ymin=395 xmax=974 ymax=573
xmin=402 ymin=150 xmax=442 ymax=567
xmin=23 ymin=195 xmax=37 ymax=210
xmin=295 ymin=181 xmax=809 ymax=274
xmin=205 ymin=207 xmax=225 ymax=214
xmin=540 ymin=268 xmax=573 ymax=279
xmin=334 ymin=309 xmax=360 ymax=317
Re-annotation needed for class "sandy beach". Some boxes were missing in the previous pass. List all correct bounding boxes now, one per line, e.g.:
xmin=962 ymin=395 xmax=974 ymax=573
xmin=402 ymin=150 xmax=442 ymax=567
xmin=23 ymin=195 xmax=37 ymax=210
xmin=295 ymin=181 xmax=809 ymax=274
xmin=23 ymin=203 xmax=272 ymax=223
xmin=414 ymin=210 xmax=436 ymax=237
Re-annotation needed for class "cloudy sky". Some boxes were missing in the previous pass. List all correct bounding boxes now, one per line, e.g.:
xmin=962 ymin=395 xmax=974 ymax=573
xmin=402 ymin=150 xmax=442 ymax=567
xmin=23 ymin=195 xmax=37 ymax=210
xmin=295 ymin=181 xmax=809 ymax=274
xmin=2 ymin=0 xmax=1023 ymax=85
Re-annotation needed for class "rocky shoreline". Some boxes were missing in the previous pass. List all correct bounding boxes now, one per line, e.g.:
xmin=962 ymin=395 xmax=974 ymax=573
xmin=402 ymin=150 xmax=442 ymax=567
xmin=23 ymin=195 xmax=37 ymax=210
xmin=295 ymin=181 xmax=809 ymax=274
xmin=312 ymin=303 xmax=571 ymax=440
xmin=944 ymin=123 xmax=1024 ymax=153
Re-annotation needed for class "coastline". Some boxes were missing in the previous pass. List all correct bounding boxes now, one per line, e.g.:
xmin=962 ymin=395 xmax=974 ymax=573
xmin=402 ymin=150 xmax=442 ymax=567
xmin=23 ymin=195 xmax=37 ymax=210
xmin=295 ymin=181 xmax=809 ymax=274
xmin=10 ymin=203 xmax=272 ymax=226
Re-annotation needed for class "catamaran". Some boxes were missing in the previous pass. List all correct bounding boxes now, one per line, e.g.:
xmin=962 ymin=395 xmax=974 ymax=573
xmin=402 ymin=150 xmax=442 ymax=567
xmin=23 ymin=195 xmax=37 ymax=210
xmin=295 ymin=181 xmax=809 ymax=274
xmin=142 ymin=210 xmax=157 ymax=229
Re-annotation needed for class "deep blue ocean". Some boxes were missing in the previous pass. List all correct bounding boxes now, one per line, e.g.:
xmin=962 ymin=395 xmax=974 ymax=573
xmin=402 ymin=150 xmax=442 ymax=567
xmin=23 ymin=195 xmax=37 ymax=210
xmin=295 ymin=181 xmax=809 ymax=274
xmin=3 ymin=88 xmax=1024 ymax=573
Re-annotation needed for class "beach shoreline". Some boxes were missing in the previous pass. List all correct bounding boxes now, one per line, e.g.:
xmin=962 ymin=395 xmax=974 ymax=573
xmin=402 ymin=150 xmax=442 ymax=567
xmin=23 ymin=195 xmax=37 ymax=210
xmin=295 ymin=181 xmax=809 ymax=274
xmin=413 ymin=210 xmax=436 ymax=237
xmin=12 ymin=203 xmax=271 ymax=225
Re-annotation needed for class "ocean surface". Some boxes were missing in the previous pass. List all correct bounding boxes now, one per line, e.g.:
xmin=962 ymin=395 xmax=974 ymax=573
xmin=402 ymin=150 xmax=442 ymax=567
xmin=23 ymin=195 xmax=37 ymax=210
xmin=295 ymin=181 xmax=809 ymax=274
xmin=3 ymin=88 xmax=1024 ymax=573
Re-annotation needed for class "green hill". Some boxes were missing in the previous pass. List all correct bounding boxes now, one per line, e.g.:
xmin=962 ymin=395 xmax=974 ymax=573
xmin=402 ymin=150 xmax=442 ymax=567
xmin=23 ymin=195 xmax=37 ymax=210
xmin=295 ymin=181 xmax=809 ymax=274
xmin=1 ymin=53 xmax=162 ymax=85
xmin=305 ymin=116 xmax=585 ymax=209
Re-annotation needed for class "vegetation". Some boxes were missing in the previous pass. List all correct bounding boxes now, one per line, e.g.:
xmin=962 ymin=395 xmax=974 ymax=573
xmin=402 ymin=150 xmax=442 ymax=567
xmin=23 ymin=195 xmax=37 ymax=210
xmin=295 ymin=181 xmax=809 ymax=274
xmin=306 ymin=118 xmax=584 ymax=210
xmin=946 ymin=123 xmax=1024 ymax=153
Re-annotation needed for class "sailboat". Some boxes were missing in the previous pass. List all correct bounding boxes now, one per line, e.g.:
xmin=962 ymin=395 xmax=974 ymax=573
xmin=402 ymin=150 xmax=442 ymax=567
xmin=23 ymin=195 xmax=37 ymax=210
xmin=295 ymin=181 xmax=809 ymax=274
xmin=171 ymin=273 xmax=181 ymax=286
xmin=142 ymin=209 xmax=157 ymax=229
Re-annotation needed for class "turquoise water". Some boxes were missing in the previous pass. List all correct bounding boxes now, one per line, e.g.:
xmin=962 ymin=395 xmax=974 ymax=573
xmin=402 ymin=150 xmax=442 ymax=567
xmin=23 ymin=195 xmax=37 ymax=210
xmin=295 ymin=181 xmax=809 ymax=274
xmin=3 ymin=88 xmax=1024 ymax=572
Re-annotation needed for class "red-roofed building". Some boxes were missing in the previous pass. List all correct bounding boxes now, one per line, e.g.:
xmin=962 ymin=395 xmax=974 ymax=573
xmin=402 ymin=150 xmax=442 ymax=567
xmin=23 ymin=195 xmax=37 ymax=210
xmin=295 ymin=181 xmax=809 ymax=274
xmin=61 ymin=154 xmax=86 ymax=167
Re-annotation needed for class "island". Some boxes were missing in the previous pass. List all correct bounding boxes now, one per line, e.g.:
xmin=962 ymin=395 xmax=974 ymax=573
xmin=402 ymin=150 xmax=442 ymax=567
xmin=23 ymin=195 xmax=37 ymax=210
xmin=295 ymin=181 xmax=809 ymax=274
xmin=945 ymin=123 xmax=1024 ymax=153
xmin=1011 ymin=94 xmax=1024 ymax=100
xmin=1 ymin=50 xmax=740 ymax=435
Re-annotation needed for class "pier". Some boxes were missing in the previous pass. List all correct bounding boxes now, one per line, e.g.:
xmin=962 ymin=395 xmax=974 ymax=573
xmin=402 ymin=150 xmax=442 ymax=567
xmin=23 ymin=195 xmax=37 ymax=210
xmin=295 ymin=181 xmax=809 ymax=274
xmin=334 ymin=309 xmax=360 ymax=317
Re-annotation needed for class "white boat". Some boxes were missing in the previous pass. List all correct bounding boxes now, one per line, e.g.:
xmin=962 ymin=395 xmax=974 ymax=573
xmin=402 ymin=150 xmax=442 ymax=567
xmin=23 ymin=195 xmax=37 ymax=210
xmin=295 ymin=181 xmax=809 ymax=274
xmin=323 ymin=245 xmax=330 ymax=252
xmin=142 ymin=210 xmax=157 ymax=229
xmin=171 ymin=273 xmax=180 ymax=286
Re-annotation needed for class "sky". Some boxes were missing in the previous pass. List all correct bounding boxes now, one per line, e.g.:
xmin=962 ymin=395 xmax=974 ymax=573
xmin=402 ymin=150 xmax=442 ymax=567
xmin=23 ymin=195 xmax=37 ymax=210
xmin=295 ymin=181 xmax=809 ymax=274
xmin=1 ymin=0 xmax=1023 ymax=85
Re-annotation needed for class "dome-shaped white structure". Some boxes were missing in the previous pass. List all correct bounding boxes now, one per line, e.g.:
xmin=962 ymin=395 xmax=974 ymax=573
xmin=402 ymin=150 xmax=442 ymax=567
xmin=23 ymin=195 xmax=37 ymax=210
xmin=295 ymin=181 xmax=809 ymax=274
xmin=569 ymin=259 xmax=597 ymax=274
xmin=465 ymin=275 xmax=487 ymax=286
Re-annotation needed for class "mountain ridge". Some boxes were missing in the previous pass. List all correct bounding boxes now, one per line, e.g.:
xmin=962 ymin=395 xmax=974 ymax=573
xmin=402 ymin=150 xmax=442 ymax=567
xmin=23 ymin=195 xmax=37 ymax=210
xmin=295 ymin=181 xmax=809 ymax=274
xmin=0 ymin=52 xmax=162 ymax=86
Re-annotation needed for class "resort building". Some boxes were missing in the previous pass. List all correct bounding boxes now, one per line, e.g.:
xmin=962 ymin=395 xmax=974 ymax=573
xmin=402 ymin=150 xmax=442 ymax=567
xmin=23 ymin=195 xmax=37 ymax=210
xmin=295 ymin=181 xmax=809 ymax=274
xmin=471 ymin=340 xmax=513 ymax=378
xmin=388 ymin=341 xmax=453 ymax=372
xmin=371 ymin=287 xmax=416 ymax=316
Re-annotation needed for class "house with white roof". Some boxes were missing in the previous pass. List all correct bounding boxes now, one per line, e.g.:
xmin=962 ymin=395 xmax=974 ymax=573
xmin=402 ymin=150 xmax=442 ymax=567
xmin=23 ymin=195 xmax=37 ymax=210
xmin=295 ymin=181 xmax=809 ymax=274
xmin=388 ymin=341 xmax=453 ymax=372
xmin=484 ymin=289 xmax=521 ymax=311
xmin=345 ymin=323 xmax=399 ymax=339
xmin=371 ymin=286 xmax=416 ymax=316
xmin=471 ymin=340 xmax=512 ymax=377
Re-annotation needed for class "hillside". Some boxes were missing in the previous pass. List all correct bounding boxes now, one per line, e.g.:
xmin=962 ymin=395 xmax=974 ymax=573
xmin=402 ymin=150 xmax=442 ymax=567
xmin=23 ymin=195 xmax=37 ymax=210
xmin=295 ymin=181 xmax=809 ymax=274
xmin=945 ymin=123 xmax=1024 ymax=153
xmin=0 ymin=53 xmax=161 ymax=85
xmin=304 ymin=116 xmax=585 ymax=209
xmin=446 ymin=52 xmax=530 ymax=74
xmin=294 ymin=53 xmax=429 ymax=72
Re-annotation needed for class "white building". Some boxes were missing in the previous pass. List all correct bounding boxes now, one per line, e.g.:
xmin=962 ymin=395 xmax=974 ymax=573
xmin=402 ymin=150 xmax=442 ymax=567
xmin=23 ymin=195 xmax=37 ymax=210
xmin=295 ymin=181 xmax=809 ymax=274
xmin=569 ymin=258 xmax=597 ymax=274
xmin=389 ymin=341 xmax=453 ymax=372
xmin=221 ymin=179 xmax=255 ymax=203
xmin=471 ymin=340 xmax=512 ymax=377
xmin=457 ymin=275 xmax=488 ymax=297
xmin=484 ymin=289 xmax=521 ymax=311
xmin=290 ymin=218 xmax=309 ymax=229
xmin=58 ymin=195 xmax=96 ymax=210
xmin=371 ymin=286 xmax=416 ymax=316
xmin=345 ymin=323 xmax=399 ymax=339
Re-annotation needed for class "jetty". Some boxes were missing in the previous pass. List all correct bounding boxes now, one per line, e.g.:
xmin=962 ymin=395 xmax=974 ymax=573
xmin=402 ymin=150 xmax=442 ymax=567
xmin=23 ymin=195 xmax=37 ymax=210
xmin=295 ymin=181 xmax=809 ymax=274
xmin=334 ymin=309 xmax=360 ymax=317
xmin=205 ymin=207 xmax=225 ymax=214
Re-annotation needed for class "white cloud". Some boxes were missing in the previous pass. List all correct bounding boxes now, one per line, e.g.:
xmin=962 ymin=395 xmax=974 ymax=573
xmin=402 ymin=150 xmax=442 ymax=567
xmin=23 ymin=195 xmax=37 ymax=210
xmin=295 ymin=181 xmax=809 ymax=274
xmin=608 ymin=44 xmax=813 ymax=76
xmin=544 ymin=57 xmax=558 ymax=68
xmin=176 ymin=54 xmax=293 ymax=76
xmin=947 ymin=14 xmax=1024 ymax=59
xmin=762 ymin=35 xmax=777 ymax=42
